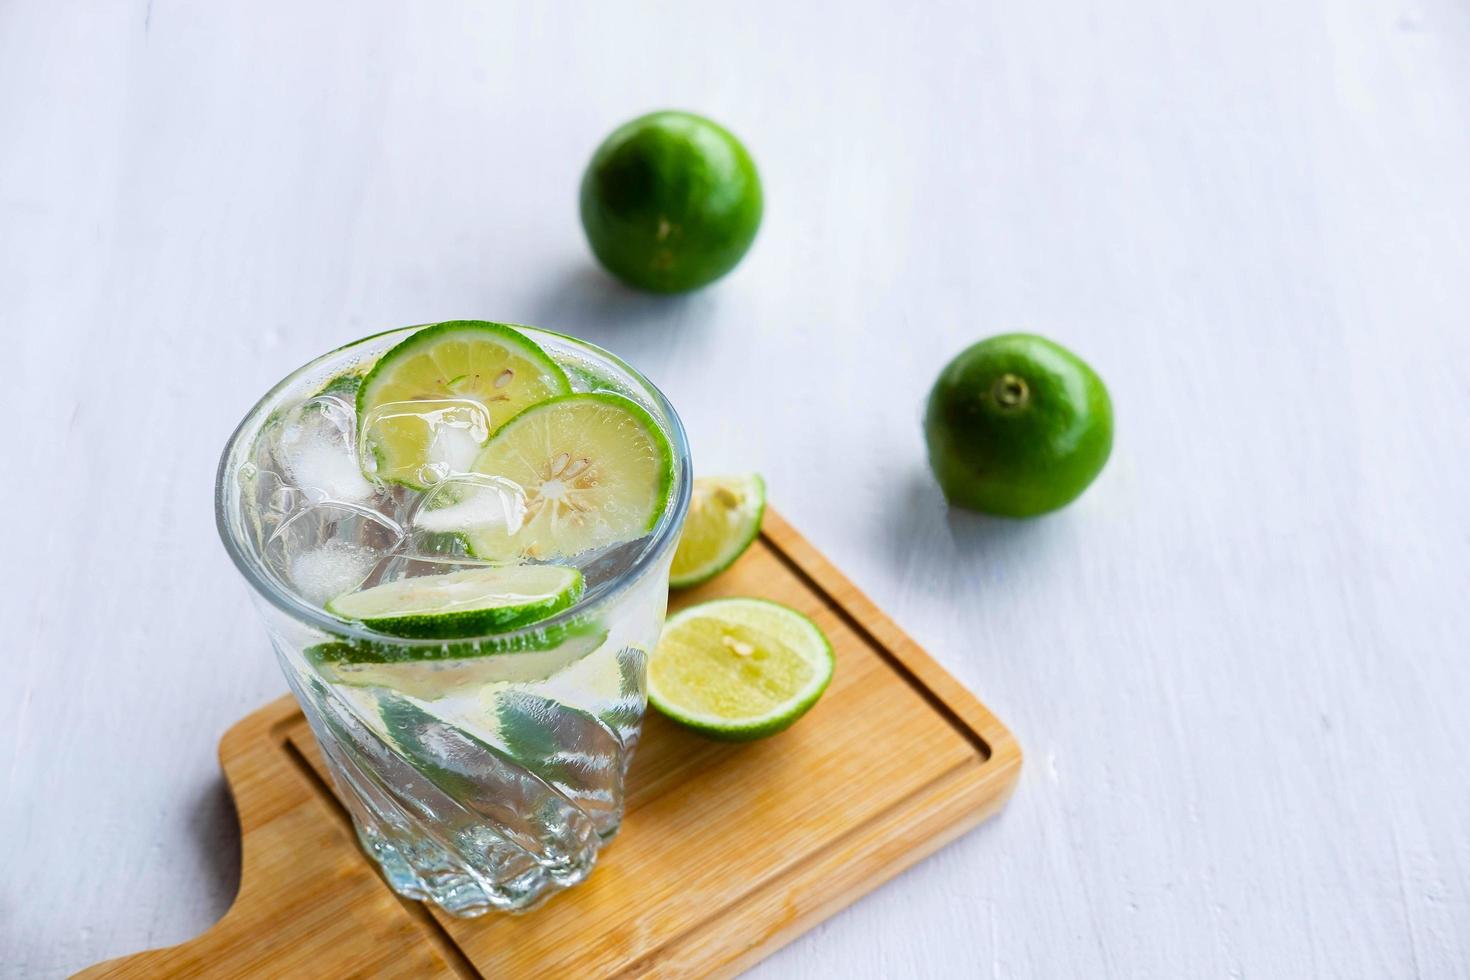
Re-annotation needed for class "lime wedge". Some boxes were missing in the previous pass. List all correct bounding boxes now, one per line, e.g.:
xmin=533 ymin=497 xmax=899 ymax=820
xmin=669 ymin=474 xmax=765 ymax=588
xmin=357 ymin=321 xmax=570 ymax=488
xmin=463 ymin=393 xmax=675 ymax=561
xmin=325 ymin=565 xmax=583 ymax=638
xmin=648 ymin=598 xmax=834 ymax=741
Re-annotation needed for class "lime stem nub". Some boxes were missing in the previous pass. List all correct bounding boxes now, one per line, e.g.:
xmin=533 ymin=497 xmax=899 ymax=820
xmin=992 ymin=373 xmax=1030 ymax=410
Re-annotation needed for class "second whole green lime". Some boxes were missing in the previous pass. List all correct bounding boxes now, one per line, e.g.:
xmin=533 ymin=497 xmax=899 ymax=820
xmin=923 ymin=333 xmax=1113 ymax=517
xmin=579 ymin=110 xmax=762 ymax=293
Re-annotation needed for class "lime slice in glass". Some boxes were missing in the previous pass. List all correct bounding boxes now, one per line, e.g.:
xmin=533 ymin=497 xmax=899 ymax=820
xmin=357 ymin=321 xmax=570 ymax=489
xmin=305 ymin=610 xmax=604 ymax=666
xmin=325 ymin=564 xmax=583 ymax=638
xmin=464 ymin=393 xmax=675 ymax=561
xmin=308 ymin=627 xmax=608 ymax=698
xmin=648 ymin=598 xmax=834 ymax=741
xmin=669 ymin=474 xmax=764 ymax=588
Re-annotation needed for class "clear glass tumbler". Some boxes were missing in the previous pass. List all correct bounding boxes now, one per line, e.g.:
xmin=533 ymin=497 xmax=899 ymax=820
xmin=215 ymin=326 xmax=691 ymax=915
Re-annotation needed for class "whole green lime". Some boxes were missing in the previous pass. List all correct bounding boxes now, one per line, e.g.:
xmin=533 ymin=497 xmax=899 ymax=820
xmin=924 ymin=334 xmax=1112 ymax=517
xmin=579 ymin=110 xmax=762 ymax=293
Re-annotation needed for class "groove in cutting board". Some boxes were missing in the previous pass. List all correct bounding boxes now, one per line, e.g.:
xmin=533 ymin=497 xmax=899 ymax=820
xmin=278 ymin=737 xmax=481 ymax=979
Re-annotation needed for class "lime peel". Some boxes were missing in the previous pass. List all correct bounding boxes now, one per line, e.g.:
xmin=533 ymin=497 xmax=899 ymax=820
xmin=304 ymin=612 xmax=606 ymax=665
xmin=325 ymin=565 xmax=583 ymax=639
xmin=308 ymin=627 xmax=609 ymax=697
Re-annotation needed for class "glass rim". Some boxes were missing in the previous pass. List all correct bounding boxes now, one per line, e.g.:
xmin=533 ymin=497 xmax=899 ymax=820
xmin=213 ymin=322 xmax=693 ymax=648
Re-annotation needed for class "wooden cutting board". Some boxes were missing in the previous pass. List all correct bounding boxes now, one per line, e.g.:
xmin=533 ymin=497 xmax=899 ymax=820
xmin=78 ymin=509 xmax=1021 ymax=979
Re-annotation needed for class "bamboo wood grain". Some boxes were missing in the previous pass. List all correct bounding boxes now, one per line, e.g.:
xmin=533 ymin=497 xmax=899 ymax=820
xmin=78 ymin=509 xmax=1020 ymax=979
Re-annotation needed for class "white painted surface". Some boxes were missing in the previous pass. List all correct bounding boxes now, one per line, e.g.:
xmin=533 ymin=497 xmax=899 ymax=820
xmin=3 ymin=1 xmax=1468 ymax=976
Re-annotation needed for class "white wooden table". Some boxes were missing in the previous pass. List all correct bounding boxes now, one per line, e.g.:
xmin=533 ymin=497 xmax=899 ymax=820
xmin=4 ymin=1 xmax=1469 ymax=976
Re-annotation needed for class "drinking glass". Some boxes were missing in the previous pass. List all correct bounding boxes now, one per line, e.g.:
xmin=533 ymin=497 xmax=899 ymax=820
xmin=215 ymin=326 xmax=691 ymax=914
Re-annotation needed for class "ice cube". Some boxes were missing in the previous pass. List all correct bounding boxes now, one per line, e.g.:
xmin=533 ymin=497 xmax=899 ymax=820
xmin=360 ymin=399 xmax=491 ymax=487
xmin=413 ymin=474 xmax=526 ymax=536
xmin=275 ymin=395 xmax=378 ymax=502
xmin=406 ymin=474 xmax=527 ymax=560
xmin=265 ymin=500 xmax=404 ymax=605
xmin=288 ymin=542 xmax=382 ymax=605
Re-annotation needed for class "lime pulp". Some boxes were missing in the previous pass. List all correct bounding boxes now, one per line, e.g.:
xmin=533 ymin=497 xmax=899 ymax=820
xmin=649 ymin=598 xmax=834 ymax=741
xmin=464 ymin=393 xmax=676 ymax=562
xmin=669 ymin=474 xmax=765 ymax=588
xmin=356 ymin=321 xmax=570 ymax=489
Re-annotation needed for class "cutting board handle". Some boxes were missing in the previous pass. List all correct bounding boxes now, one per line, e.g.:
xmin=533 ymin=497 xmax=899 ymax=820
xmin=73 ymin=701 xmax=462 ymax=978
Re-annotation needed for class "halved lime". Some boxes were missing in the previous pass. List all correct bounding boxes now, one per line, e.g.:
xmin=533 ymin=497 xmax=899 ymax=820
xmin=357 ymin=321 xmax=571 ymax=489
xmin=464 ymin=393 xmax=675 ymax=561
xmin=309 ymin=627 xmax=608 ymax=698
xmin=649 ymin=598 xmax=834 ymax=741
xmin=669 ymin=474 xmax=764 ymax=588
xmin=325 ymin=565 xmax=583 ymax=638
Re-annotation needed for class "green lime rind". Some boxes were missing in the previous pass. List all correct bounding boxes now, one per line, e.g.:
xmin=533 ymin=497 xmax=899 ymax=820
xmin=325 ymin=566 xmax=584 ymax=639
xmin=564 ymin=392 xmax=676 ymax=536
xmin=313 ymin=371 xmax=365 ymax=401
xmin=464 ymin=391 xmax=676 ymax=561
xmin=304 ymin=613 xmax=606 ymax=666
xmin=355 ymin=320 xmax=572 ymax=490
xmin=357 ymin=319 xmax=571 ymax=412
xmin=648 ymin=597 xmax=834 ymax=742
xmin=520 ymin=391 xmax=675 ymax=534
xmin=669 ymin=474 xmax=766 ymax=589
xmin=307 ymin=626 xmax=609 ymax=697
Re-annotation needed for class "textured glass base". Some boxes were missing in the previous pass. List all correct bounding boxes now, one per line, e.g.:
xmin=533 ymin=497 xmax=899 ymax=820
xmin=356 ymin=822 xmax=612 ymax=915
xmin=281 ymin=641 xmax=646 ymax=915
